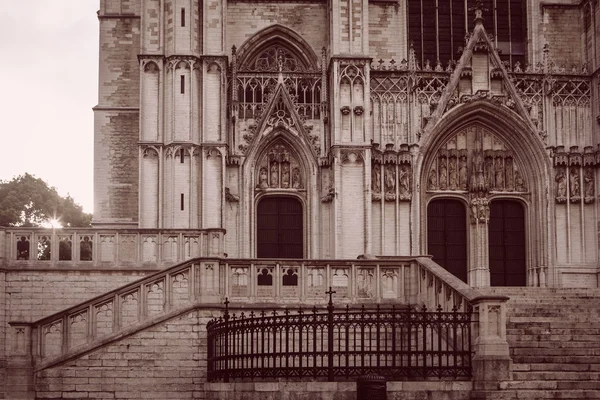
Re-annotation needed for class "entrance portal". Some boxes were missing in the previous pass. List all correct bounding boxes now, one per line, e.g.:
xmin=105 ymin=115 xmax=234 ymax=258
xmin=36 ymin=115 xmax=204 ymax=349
xmin=257 ymin=197 xmax=303 ymax=258
xmin=427 ymin=199 xmax=468 ymax=283
xmin=489 ymin=200 xmax=526 ymax=286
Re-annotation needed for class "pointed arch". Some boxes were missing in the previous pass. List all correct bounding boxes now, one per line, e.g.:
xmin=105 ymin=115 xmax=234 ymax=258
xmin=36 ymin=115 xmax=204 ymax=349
xmin=236 ymin=24 xmax=319 ymax=72
xmin=419 ymin=101 xmax=549 ymax=192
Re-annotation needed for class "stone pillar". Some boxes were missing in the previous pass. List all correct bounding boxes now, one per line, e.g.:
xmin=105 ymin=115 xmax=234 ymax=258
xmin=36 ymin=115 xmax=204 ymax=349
xmin=471 ymin=296 xmax=512 ymax=391
xmin=6 ymin=323 xmax=34 ymax=399
xmin=468 ymin=193 xmax=490 ymax=288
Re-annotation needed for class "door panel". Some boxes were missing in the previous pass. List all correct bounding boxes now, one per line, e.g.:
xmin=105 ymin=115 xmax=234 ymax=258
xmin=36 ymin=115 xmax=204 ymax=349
xmin=427 ymin=199 xmax=468 ymax=283
xmin=257 ymin=197 xmax=303 ymax=259
xmin=489 ymin=200 xmax=526 ymax=286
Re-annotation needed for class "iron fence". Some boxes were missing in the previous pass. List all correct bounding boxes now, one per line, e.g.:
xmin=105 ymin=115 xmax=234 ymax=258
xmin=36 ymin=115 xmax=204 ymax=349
xmin=206 ymin=290 xmax=472 ymax=382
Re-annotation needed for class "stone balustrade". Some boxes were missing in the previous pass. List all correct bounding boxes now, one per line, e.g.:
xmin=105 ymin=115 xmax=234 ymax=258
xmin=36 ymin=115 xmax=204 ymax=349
xmin=0 ymin=227 xmax=225 ymax=268
xmin=7 ymin=255 xmax=511 ymax=390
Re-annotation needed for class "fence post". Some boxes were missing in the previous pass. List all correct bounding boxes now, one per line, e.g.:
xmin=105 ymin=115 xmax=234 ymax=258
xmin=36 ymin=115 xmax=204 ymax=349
xmin=223 ymin=298 xmax=230 ymax=383
xmin=326 ymin=286 xmax=336 ymax=382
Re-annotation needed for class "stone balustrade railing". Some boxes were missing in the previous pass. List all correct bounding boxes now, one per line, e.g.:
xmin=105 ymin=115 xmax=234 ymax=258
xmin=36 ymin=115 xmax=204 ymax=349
xmin=0 ymin=227 xmax=225 ymax=268
xmin=8 ymin=256 xmax=511 ymax=387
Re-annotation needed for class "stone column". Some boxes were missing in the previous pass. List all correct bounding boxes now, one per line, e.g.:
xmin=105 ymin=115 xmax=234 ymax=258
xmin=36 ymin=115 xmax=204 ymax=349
xmin=471 ymin=296 xmax=512 ymax=391
xmin=6 ymin=322 xmax=34 ymax=399
xmin=468 ymin=193 xmax=490 ymax=287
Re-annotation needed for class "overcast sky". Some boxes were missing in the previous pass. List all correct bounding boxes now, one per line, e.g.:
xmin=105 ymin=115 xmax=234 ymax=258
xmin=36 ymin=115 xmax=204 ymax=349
xmin=0 ymin=2 xmax=100 ymax=213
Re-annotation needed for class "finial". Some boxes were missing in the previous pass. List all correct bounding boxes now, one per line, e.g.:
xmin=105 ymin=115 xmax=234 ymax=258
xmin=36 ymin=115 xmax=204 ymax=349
xmin=469 ymin=0 xmax=486 ymax=25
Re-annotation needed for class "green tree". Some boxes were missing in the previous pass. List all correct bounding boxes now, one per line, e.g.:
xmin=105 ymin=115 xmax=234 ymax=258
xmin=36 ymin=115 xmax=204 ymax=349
xmin=0 ymin=173 xmax=91 ymax=227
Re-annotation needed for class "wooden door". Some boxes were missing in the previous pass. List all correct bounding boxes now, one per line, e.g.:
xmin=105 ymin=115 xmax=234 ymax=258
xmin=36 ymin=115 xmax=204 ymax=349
xmin=427 ymin=199 xmax=468 ymax=283
xmin=257 ymin=197 xmax=303 ymax=259
xmin=489 ymin=200 xmax=526 ymax=286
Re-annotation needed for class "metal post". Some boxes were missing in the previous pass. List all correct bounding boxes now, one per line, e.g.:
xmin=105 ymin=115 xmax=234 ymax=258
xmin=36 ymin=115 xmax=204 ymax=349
xmin=223 ymin=297 xmax=230 ymax=383
xmin=326 ymin=286 xmax=336 ymax=382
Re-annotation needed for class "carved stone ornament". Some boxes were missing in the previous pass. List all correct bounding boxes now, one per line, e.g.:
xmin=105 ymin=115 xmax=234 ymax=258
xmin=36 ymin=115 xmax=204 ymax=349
xmin=321 ymin=168 xmax=335 ymax=203
xmin=398 ymin=164 xmax=412 ymax=201
xmin=569 ymin=168 xmax=581 ymax=203
xmin=256 ymin=143 xmax=303 ymax=190
xmin=384 ymin=165 xmax=396 ymax=201
xmin=340 ymin=105 xmax=351 ymax=115
xmin=372 ymin=163 xmax=382 ymax=201
xmin=353 ymin=105 xmax=364 ymax=116
xmin=584 ymin=167 xmax=595 ymax=204
xmin=555 ymin=167 xmax=567 ymax=203
xmin=427 ymin=126 xmax=527 ymax=194
xmin=470 ymin=194 xmax=490 ymax=224
xmin=225 ymin=188 xmax=239 ymax=202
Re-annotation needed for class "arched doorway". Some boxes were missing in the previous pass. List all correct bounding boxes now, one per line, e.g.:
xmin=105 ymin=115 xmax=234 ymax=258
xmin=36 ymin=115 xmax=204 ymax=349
xmin=489 ymin=200 xmax=526 ymax=286
xmin=257 ymin=196 xmax=303 ymax=258
xmin=427 ymin=199 xmax=468 ymax=283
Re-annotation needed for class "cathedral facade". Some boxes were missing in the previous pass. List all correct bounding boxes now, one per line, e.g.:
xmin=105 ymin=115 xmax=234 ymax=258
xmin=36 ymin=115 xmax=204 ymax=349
xmin=2 ymin=1 xmax=600 ymax=398
xmin=93 ymin=0 xmax=599 ymax=289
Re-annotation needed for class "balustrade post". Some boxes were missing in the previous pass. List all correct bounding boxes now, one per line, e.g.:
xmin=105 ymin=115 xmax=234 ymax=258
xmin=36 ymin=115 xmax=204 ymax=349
xmin=326 ymin=287 xmax=336 ymax=382
xmin=223 ymin=298 xmax=230 ymax=383
xmin=7 ymin=322 xmax=35 ymax=399
xmin=470 ymin=295 xmax=512 ymax=391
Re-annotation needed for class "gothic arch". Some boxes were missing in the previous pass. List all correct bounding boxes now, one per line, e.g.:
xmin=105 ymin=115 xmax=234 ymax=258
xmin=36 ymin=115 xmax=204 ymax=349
xmin=240 ymin=128 xmax=318 ymax=258
xmin=417 ymin=101 xmax=551 ymax=286
xmin=236 ymin=24 xmax=319 ymax=72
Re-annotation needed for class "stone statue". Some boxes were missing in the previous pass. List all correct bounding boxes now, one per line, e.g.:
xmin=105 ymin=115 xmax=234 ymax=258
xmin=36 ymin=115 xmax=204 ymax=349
xmin=459 ymin=156 xmax=468 ymax=190
xmin=485 ymin=157 xmax=494 ymax=190
xmin=398 ymin=165 xmax=411 ymax=198
xmin=281 ymin=163 xmax=290 ymax=188
xmin=428 ymin=167 xmax=438 ymax=190
xmin=270 ymin=161 xmax=279 ymax=188
xmin=439 ymin=160 xmax=448 ymax=190
xmin=258 ymin=167 xmax=269 ymax=189
xmin=384 ymin=165 xmax=396 ymax=201
xmin=569 ymin=168 xmax=580 ymax=201
xmin=505 ymin=158 xmax=514 ymax=191
xmin=584 ymin=167 xmax=595 ymax=203
xmin=514 ymin=170 xmax=526 ymax=192
xmin=372 ymin=164 xmax=381 ymax=194
xmin=448 ymin=157 xmax=458 ymax=189
xmin=555 ymin=168 xmax=567 ymax=202
xmin=292 ymin=167 xmax=301 ymax=189
xmin=495 ymin=157 xmax=504 ymax=190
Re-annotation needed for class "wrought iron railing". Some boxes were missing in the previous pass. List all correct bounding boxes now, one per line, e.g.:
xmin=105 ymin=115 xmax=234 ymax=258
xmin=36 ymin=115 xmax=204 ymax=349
xmin=206 ymin=292 xmax=472 ymax=382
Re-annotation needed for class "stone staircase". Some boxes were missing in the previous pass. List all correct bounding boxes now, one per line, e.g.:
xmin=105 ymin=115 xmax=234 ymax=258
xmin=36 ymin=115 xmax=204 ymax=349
xmin=473 ymin=288 xmax=600 ymax=400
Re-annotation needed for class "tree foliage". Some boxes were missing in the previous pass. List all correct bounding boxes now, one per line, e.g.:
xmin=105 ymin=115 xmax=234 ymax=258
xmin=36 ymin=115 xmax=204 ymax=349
xmin=0 ymin=173 xmax=91 ymax=227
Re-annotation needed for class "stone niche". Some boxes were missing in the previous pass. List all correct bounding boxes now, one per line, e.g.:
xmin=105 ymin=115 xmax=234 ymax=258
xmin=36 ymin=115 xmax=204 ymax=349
xmin=255 ymin=143 xmax=304 ymax=191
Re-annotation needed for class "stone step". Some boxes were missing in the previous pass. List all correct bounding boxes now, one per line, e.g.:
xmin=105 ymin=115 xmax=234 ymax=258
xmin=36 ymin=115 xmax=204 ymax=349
xmin=508 ymin=321 xmax=600 ymax=329
xmin=507 ymin=327 xmax=600 ymax=335
xmin=506 ymin=340 xmax=600 ymax=349
xmin=512 ymin=355 xmax=600 ymax=364
xmin=512 ymin=347 xmax=600 ymax=356
xmin=514 ymin=363 xmax=600 ymax=372
xmin=508 ymin=316 xmax=597 ymax=324
xmin=472 ymin=389 xmax=600 ymax=400
xmin=513 ymin=371 xmax=600 ymax=381
xmin=507 ymin=334 xmax=600 ymax=342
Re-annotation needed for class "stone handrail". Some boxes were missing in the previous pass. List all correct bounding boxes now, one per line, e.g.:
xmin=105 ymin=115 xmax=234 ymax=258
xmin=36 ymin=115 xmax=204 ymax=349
xmin=8 ymin=256 xmax=511 ymax=385
xmin=0 ymin=227 xmax=225 ymax=268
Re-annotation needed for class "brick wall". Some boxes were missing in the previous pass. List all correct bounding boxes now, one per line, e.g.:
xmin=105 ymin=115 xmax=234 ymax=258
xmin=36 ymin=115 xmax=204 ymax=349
xmin=543 ymin=7 xmax=584 ymax=68
xmin=226 ymin=3 xmax=327 ymax=56
xmin=94 ymin=112 xmax=140 ymax=223
xmin=369 ymin=2 xmax=406 ymax=61
xmin=34 ymin=309 xmax=216 ymax=400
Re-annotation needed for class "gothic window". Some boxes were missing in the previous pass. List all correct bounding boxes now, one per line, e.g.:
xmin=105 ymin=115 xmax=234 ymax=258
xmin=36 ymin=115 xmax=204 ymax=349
xmin=408 ymin=0 xmax=526 ymax=68
xmin=236 ymin=42 xmax=321 ymax=120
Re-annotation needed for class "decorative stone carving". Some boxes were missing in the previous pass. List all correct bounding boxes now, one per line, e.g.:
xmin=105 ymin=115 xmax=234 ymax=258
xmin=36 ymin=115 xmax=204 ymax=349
xmin=584 ymin=167 xmax=595 ymax=204
xmin=470 ymin=194 xmax=490 ymax=224
xmin=555 ymin=167 xmax=567 ymax=203
xmin=398 ymin=165 xmax=412 ymax=201
xmin=569 ymin=168 xmax=581 ymax=203
xmin=428 ymin=126 xmax=528 ymax=194
xmin=321 ymin=168 xmax=335 ymax=203
xmin=372 ymin=163 xmax=382 ymax=201
xmin=384 ymin=165 xmax=396 ymax=201
xmin=225 ymin=188 xmax=239 ymax=202
xmin=256 ymin=143 xmax=303 ymax=190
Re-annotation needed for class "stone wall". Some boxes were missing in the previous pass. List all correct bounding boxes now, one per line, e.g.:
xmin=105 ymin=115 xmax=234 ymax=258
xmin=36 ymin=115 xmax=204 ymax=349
xmin=34 ymin=309 xmax=216 ymax=400
xmin=226 ymin=2 xmax=328 ymax=54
